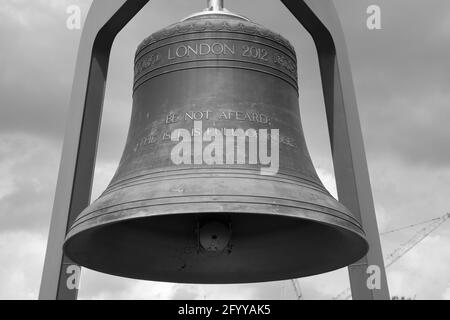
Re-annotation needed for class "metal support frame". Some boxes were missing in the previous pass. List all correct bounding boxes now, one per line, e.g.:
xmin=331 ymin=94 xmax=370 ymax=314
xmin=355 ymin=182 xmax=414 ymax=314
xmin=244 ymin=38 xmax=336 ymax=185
xmin=39 ymin=0 xmax=389 ymax=300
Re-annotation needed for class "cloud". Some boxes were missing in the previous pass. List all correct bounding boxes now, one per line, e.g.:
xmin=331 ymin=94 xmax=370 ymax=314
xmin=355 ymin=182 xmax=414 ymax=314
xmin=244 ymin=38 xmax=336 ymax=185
xmin=443 ymin=284 xmax=450 ymax=300
xmin=334 ymin=0 xmax=450 ymax=167
xmin=316 ymin=168 xmax=338 ymax=198
xmin=0 ymin=231 xmax=46 ymax=300
xmin=0 ymin=0 xmax=90 ymax=140
xmin=387 ymin=233 xmax=450 ymax=299
xmin=78 ymin=270 xmax=177 ymax=300
xmin=0 ymin=134 xmax=59 ymax=232
xmin=0 ymin=135 xmax=59 ymax=299
xmin=78 ymin=272 xmax=308 ymax=300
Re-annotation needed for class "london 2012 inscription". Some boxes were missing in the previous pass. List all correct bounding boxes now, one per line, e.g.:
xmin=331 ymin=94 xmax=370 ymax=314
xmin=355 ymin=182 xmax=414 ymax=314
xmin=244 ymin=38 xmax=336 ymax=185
xmin=134 ymin=39 xmax=298 ymax=89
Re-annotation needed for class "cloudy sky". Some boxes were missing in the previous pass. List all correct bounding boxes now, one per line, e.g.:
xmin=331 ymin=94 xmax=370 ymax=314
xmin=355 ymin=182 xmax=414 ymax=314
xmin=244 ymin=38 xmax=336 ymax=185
xmin=1 ymin=0 xmax=450 ymax=300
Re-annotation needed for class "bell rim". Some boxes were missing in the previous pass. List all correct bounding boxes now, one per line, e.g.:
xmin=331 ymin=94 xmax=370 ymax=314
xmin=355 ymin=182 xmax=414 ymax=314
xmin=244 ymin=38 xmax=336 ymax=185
xmin=64 ymin=207 xmax=368 ymax=284
xmin=65 ymin=201 xmax=366 ymax=242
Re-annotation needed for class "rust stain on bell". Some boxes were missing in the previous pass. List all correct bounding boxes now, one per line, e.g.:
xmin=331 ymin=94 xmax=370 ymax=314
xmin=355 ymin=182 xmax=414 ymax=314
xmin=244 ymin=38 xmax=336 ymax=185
xmin=64 ymin=1 xmax=368 ymax=284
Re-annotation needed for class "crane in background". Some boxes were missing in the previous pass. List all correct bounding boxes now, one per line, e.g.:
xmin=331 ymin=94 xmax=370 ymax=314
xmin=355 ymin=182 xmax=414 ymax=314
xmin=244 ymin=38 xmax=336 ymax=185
xmin=291 ymin=279 xmax=303 ymax=300
xmin=333 ymin=212 xmax=450 ymax=300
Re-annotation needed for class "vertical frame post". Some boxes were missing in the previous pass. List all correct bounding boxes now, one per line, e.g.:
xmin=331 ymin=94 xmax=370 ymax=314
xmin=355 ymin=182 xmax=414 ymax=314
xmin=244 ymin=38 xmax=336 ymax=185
xmin=39 ymin=0 xmax=150 ymax=300
xmin=281 ymin=0 xmax=390 ymax=300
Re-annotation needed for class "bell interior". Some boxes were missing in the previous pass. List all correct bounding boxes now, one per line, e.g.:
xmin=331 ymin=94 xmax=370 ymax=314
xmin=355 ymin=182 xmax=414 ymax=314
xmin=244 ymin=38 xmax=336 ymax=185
xmin=64 ymin=212 xmax=368 ymax=284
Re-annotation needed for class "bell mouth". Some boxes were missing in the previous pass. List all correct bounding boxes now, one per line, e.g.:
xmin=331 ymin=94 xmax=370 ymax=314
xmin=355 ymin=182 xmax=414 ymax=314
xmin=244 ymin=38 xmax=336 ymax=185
xmin=64 ymin=211 xmax=368 ymax=284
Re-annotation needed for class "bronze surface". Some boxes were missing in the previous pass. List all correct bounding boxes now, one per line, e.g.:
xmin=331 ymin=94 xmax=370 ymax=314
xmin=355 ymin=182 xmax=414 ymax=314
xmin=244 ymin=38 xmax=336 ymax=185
xmin=64 ymin=13 xmax=368 ymax=283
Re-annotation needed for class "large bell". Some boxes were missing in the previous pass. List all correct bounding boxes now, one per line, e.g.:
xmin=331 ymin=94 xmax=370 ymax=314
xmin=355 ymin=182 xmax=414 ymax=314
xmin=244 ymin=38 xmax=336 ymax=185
xmin=64 ymin=1 xmax=368 ymax=284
